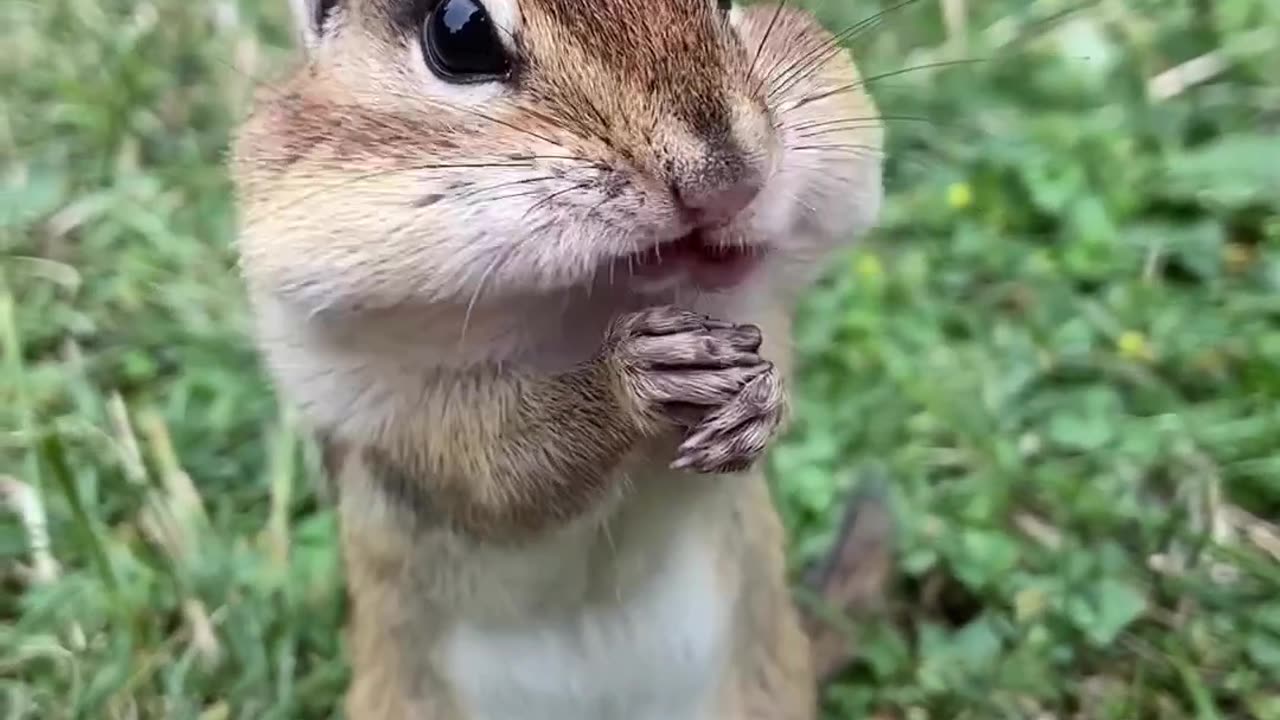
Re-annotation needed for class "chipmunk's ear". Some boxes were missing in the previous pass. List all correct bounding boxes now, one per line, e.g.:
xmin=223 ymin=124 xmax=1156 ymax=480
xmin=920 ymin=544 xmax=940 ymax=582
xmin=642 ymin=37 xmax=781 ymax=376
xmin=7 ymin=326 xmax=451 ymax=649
xmin=288 ymin=0 xmax=340 ymax=50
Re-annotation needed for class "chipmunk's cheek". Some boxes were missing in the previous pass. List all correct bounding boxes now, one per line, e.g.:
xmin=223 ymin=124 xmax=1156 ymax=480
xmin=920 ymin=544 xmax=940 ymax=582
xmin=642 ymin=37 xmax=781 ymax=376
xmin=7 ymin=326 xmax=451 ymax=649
xmin=733 ymin=170 xmax=797 ymax=247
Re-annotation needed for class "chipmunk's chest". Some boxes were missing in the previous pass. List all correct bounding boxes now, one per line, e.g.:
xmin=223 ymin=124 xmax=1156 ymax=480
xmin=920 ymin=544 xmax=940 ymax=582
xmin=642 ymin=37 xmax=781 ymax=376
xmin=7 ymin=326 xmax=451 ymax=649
xmin=440 ymin=537 xmax=731 ymax=720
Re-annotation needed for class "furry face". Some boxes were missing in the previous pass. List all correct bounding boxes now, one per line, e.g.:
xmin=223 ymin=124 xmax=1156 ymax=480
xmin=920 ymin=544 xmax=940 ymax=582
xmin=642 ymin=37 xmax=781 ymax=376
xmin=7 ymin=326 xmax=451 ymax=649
xmin=234 ymin=0 xmax=882 ymax=316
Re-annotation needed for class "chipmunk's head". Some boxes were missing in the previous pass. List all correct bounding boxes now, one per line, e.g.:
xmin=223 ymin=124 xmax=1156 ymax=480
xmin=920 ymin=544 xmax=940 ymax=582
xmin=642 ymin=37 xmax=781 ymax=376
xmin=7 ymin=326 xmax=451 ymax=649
xmin=233 ymin=0 xmax=882 ymax=313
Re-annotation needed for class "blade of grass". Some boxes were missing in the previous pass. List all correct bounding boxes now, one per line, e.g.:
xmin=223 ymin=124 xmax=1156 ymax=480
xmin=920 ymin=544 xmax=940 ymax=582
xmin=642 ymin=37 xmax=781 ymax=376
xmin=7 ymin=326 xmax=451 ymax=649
xmin=0 ymin=282 xmax=41 ymax=494
xmin=38 ymin=432 xmax=118 ymax=598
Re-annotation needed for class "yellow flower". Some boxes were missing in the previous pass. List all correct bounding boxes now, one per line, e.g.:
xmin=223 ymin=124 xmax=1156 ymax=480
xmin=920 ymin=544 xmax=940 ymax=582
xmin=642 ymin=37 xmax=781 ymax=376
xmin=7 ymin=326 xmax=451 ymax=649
xmin=854 ymin=252 xmax=884 ymax=281
xmin=1117 ymin=330 xmax=1154 ymax=361
xmin=1014 ymin=587 xmax=1048 ymax=622
xmin=946 ymin=181 xmax=973 ymax=210
xmin=1223 ymin=243 xmax=1254 ymax=273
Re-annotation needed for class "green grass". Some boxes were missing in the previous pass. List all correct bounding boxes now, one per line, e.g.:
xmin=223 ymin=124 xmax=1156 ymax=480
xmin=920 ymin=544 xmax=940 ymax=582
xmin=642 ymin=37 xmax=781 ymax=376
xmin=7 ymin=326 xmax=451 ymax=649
xmin=3 ymin=0 xmax=1280 ymax=718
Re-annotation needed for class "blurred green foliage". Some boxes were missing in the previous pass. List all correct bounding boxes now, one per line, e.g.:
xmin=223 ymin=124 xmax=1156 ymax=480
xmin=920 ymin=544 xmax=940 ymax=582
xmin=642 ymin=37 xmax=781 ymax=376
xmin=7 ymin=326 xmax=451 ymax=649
xmin=3 ymin=0 xmax=1279 ymax=718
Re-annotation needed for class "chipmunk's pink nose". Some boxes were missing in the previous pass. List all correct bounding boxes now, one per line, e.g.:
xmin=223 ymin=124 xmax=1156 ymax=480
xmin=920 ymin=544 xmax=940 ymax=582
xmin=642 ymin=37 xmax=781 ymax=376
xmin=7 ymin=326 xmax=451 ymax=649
xmin=672 ymin=174 xmax=762 ymax=223
xmin=667 ymin=146 xmax=765 ymax=224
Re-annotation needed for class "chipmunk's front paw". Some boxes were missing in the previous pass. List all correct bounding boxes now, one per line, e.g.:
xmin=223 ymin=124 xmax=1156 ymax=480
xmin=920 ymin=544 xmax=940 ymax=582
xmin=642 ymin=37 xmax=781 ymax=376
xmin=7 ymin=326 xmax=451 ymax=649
xmin=607 ymin=305 xmax=768 ymax=430
xmin=672 ymin=361 xmax=786 ymax=474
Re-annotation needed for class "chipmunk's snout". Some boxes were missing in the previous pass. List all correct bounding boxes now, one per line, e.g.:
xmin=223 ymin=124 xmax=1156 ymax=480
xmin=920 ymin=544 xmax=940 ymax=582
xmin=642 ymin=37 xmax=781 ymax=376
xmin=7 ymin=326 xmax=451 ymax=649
xmin=658 ymin=106 xmax=774 ymax=225
xmin=667 ymin=146 xmax=764 ymax=224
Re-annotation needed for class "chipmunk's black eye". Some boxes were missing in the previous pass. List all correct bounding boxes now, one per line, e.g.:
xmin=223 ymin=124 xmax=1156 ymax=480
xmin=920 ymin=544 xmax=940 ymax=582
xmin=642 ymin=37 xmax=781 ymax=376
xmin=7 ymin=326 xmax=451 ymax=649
xmin=423 ymin=0 xmax=510 ymax=83
xmin=314 ymin=0 xmax=340 ymax=32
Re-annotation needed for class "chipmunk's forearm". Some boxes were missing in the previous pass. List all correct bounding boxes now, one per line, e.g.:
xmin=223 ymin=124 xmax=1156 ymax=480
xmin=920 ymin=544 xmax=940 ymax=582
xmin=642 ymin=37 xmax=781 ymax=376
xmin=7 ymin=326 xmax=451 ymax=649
xmin=322 ymin=306 xmax=773 ymax=541
xmin=353 ymin=358 xmax=645 ymax=540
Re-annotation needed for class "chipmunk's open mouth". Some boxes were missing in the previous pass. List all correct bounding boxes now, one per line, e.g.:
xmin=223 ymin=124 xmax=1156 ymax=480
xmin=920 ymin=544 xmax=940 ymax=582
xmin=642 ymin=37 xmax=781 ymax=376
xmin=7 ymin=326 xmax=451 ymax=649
xmin=624 ymin=230 xmax=766 ymax=291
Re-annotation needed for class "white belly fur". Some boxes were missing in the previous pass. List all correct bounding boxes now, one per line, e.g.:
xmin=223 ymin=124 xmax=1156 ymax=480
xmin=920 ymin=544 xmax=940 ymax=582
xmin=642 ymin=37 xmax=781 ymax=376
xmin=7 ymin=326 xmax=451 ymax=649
xmin=442 ymin=531 xmax=730 ymax=720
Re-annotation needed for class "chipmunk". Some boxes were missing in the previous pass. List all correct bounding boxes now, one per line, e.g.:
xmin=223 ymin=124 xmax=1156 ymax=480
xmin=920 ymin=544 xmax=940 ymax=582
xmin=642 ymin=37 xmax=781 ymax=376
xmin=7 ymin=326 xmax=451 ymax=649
xmin=232 ymin=0 xmax=884 ymax=717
